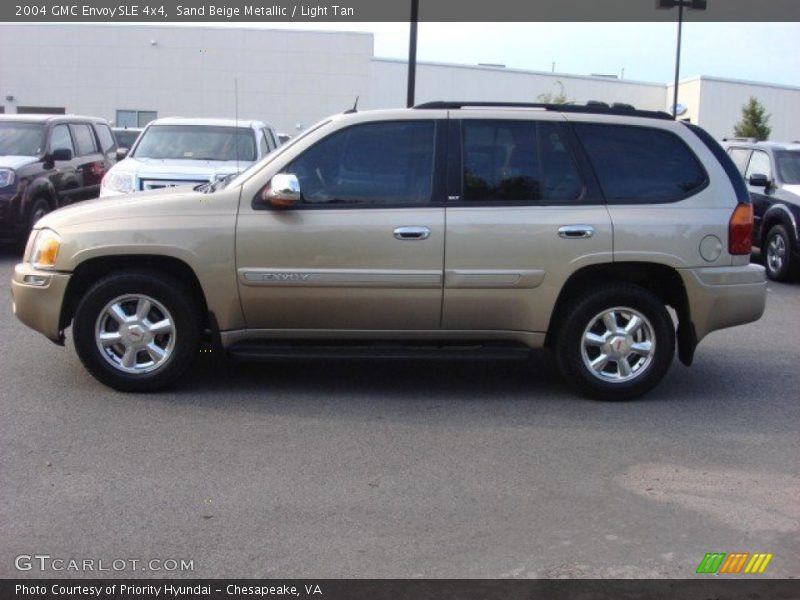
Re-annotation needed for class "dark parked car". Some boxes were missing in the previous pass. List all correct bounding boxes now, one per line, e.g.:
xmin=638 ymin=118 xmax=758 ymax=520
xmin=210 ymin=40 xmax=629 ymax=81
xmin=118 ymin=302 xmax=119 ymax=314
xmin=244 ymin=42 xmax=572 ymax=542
xmin=0 ymin=114 xmax=117 ymax=244
xmin=111 ymin=127 xmax=142 ymax=154
xmin=723 ymin=139 xmax=800 ymax=281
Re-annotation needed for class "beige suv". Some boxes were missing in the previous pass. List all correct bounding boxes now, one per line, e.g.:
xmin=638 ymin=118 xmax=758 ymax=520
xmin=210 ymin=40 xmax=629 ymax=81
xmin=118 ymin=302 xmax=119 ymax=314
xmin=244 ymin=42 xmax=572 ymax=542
xmin=11 ymin=102 xmax=767 ymax=400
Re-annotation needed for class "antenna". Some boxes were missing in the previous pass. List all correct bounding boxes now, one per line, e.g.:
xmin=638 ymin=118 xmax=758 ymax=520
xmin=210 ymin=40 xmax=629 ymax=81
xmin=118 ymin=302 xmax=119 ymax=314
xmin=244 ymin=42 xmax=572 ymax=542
xmin=234 ymin=77 xmax=240 ymax=174
xmin=344 ymin=96 xmax=359 ymax=114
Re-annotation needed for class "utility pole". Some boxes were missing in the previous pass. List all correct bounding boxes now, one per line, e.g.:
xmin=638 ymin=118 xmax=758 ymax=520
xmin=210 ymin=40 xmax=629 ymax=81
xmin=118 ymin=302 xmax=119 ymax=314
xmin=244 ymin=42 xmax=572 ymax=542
xmin=406 ymin=0 xmax=419 ymax=108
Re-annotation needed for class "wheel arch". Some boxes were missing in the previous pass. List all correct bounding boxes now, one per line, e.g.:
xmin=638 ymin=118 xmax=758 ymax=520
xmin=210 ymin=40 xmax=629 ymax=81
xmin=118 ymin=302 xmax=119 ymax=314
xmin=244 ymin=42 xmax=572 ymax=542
xmin=59 ymin=255 xmax=211 ymax=334
xmin=545 ymin=261 xmax=696 ymax=365
xmin=760 ymin=204 xmax=799 ymax=251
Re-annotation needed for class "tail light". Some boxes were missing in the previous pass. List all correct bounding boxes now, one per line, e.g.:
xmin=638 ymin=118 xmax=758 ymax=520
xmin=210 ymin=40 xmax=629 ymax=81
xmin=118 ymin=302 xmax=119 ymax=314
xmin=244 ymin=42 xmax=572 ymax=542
xmin=729 ymin=202 xmax=754 ymax=255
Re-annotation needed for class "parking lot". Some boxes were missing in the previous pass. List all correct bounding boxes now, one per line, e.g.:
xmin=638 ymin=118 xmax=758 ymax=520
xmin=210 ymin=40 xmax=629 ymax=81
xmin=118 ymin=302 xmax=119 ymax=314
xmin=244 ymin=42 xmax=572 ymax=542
xmin=1 ymin=245 xmax=798 ymax=579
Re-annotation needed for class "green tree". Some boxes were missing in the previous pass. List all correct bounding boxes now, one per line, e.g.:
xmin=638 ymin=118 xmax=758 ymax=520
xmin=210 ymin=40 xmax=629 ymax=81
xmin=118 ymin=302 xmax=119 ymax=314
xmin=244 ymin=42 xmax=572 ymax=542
xmin=537 ymin=80 xmax=568 ymax=105
xmin=734 ymin=97 xmax=771 ymax=141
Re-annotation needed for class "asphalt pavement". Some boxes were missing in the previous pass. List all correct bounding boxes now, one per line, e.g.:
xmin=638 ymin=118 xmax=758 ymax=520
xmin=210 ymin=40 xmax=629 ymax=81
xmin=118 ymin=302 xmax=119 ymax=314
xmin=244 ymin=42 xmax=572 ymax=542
xmin=1 ymin=246 xmax=798 ymax=579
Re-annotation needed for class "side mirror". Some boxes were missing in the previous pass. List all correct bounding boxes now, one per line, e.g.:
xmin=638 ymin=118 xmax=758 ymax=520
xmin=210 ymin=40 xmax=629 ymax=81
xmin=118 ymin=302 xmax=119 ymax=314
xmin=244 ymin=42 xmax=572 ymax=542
xmin=261 ymin=173 xmax=301 ymax=208
xmin=116 ymin=147 xmax=129 ymax=161
xmin=748 ymin=173 xmax=770 ymax=188
xmin=50 ymin=147 xmax=73 ymax=162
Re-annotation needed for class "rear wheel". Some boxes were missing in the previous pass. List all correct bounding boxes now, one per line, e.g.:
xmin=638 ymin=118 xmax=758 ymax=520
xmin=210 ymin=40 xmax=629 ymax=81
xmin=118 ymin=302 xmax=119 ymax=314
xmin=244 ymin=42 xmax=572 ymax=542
xmin=73 ymin=271 xmax=201 ymax=392
xmin=764 ymin=224 xmax=796 ymax=282
xmin=555 ymin=284 xmax=675 ymax=401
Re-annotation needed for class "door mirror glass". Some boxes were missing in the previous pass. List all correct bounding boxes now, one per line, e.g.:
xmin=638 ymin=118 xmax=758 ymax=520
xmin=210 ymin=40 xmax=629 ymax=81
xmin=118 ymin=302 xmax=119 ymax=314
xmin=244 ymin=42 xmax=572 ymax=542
xmin=50 ymin=147 xmax=73 ymax=162
xmin=116 ymin=147 xmax=129 ymax=161
xmin=262 ymin=173 xmax=301 ymax=208
xmin=748 ymin=173 xmax=769 ymax=188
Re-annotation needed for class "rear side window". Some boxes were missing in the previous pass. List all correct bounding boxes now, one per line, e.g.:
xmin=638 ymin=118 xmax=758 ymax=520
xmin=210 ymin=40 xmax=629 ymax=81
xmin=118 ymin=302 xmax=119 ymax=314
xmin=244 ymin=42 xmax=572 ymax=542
xmin=95 ymin=124 xmax=116 ymax=153
xmin=574 ymin=123 xmax=707 ymax=202
xmin=461 ymin=120 xmax=583 ymax=203
xmin=284 ymin=121 xmax=435 ymax=206
xmin=71 ymin=123 xmax=98 ymax=156
xmin=684 ymin=123 xmax=750 ymax=204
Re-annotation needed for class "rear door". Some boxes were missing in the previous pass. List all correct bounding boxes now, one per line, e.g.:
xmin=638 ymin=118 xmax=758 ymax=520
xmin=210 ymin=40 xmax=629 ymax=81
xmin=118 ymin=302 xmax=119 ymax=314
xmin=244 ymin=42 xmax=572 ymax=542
xmin=236 ymin=117 xmax=447 ymax=331
xmin=442 ymin=111 xmax=613 ymax=334
xmin=69 ymin=122 xmax=107 ymax=200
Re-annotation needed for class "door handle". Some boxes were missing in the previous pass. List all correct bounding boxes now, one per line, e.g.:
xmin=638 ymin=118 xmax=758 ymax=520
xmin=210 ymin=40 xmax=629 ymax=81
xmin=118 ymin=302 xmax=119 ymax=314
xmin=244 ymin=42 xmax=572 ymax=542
xmin=394 ymin=226 xmax=431 ymax=241
xmin=558 ymin=225 xmax=594 ymax=239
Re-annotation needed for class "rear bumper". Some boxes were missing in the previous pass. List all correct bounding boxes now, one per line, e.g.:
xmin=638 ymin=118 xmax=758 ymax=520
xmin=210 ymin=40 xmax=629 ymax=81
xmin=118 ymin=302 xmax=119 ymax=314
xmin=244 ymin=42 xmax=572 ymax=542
xmin=679 ymin=264 xmax=767 ymax=342
xmin=10 ymin=263 xmax=71 ymax=344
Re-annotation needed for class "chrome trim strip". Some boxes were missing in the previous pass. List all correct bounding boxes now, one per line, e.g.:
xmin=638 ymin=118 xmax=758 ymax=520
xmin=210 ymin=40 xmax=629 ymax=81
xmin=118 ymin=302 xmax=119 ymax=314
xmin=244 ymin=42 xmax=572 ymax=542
xmin=238 ymin=268 xmax=442 ymax=288
xmin=445 ymin=269 xmax=545 ymax=289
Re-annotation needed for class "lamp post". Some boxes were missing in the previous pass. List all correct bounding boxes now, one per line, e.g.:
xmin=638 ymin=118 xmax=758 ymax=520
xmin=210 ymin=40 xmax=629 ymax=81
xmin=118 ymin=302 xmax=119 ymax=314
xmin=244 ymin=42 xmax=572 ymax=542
xmin=407 ymin=0 xmax=419 ymax=107
xmin=656 ymin=0 xmax=707 ymax=118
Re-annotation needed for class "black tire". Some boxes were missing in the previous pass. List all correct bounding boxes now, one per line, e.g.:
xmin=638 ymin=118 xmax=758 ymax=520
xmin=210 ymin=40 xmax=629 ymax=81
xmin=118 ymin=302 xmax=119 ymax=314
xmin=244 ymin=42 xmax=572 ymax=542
xmin=763 ymin=224 xmax=797 ymax=282
xmin=27 ymin=197 xmax=51 ymax=232
xmin=554 ymin=284 xmax=675 ymax=401
xmin=73 ymin=270 xmax=201 ymax=392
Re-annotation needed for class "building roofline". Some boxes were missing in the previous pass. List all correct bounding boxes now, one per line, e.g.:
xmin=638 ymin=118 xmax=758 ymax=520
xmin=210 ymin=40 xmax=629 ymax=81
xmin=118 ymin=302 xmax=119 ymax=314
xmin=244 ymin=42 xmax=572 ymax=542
xmin=672 ymin=74 xmax=800 ymax=92
xmin=371 ymin=57 xmax=666 ymax=89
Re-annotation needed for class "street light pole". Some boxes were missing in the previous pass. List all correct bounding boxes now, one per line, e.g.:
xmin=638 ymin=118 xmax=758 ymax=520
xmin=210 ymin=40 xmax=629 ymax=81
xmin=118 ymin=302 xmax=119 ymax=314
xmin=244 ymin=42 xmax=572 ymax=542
xmin=406 ymin=0 xmax=419 ymax=108
xmin=657 ymin=0 xmax=707 ymax=119
xmin=671 ymin=0 xmax=684 ymax=119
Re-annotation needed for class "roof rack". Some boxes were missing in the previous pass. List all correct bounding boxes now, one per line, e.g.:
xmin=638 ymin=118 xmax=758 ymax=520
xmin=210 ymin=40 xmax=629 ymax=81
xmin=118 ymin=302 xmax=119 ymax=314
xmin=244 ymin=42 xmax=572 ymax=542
xmin=413 ymin=101 xmax=674 ymax=121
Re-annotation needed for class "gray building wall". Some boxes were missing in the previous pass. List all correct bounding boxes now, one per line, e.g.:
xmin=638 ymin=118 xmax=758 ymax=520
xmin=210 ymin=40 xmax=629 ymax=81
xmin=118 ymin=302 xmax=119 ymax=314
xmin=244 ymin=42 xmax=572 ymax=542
xmin=2 ymin=24 xmax=799 ymax=141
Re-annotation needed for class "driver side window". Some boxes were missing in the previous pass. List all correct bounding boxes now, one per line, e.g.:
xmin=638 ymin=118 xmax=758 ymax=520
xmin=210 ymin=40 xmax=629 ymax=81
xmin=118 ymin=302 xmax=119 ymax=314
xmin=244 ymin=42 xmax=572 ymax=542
xmin=283 ymin=121 xmax=435 ymax=206
xmin=50 ymin=124 xmax=74 ymax=154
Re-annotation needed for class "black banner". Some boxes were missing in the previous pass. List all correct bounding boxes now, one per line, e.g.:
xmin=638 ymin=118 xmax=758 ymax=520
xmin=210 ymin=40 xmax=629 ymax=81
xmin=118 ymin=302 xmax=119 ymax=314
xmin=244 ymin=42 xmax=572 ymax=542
xmin=4 ymin=579 xmax=800 ymax=600
xmin=3 ymin=0 xmax=800 ymax=23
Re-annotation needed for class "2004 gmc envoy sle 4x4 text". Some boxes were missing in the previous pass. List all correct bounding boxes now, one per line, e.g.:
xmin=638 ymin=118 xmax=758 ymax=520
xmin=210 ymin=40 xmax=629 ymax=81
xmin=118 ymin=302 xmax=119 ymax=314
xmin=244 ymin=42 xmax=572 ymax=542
xmin=11 ymin=102 xmax=767 ymax=400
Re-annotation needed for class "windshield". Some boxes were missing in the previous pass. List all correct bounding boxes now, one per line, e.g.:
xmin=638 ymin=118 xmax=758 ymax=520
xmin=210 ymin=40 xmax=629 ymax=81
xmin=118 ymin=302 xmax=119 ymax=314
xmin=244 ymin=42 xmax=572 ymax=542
xmin=132 ymin=125 xmax=257 ymax=161
xmin=0 ymin=122 xmax=45 ymax=156
xmin=775 ymin=150 xmax=800 ymax=185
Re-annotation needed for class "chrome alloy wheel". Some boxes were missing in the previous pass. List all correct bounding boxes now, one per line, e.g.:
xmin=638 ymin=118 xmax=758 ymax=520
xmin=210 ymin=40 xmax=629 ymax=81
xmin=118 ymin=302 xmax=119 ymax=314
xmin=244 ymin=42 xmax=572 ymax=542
xmin=94 ymin=294 xmax=176 ymax=374
xmin=580 ymin=307 xmax=656 ymax=383
xmin=767 ymin=233 xmax=786 ymax=274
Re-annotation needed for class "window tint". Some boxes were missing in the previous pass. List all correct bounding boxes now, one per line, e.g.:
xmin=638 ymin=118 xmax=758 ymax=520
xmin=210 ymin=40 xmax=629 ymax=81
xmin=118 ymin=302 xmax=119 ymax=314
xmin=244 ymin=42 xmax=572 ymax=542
xmin=775 ymin=151 xmax=800 ymax=185
xmin=50 ymin=124 xmax=74 ymax=154
xmin=727 ymin=148 xmax=752 ymax=175
xmin=72 ymin=124 xmax=98 ymax=156
xmin=574 ymin=123 xmax=707 ymax=202
xmin=745 ymin=150 xmax=772 ymax=180
xmin=462 ymin=120 xmax=582 ymax=203
xmin=95 ymin=124 xmax=116 ymax=153
xmin=284 ymin=121 xmax=435 ymax=206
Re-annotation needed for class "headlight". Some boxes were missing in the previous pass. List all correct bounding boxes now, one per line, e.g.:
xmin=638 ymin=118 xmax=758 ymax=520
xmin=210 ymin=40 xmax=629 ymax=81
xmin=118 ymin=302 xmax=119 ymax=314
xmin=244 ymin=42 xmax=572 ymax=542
xmin=29 ymin=229 xmax=61 ymax=270
xmin=102 ymin=171 xmax=134 ymax=193
xmin=0 ymin=168 xmax=16 ymax=188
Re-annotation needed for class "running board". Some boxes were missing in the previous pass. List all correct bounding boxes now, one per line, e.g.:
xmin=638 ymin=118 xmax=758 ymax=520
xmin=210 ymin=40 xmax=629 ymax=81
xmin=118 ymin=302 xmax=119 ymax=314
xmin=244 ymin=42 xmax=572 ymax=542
xmin=227 ymin=341 xmax=532 ymax=362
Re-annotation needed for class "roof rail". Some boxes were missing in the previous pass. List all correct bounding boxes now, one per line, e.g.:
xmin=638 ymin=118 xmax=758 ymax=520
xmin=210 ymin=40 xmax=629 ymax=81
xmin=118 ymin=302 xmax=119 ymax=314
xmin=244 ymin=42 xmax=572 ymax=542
xmin=413 ymin=101 xmax=674 ymax=121
xmin=722 ymin=136 xmax=758 ymax=143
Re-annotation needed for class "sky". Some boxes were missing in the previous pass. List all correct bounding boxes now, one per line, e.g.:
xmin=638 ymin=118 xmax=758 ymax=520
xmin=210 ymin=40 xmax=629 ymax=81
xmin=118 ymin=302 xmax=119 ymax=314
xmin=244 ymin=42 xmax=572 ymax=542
xmin=242 ymin=22 xmax=800 ymax=87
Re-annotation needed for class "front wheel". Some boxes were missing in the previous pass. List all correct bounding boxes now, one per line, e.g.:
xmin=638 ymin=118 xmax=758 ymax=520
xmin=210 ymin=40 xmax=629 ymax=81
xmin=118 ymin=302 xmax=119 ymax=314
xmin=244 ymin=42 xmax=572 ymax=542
xmin=73 ymin=271 xmax=201 ymax=392
xmin=555 ymin=284 xmax=675 ymax=401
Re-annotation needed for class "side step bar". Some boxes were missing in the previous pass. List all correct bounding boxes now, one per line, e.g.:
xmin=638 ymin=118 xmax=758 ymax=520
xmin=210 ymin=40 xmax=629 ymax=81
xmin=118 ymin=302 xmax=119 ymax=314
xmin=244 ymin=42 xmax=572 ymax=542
xmin=227 ymin=341 xmax=533 ymax=362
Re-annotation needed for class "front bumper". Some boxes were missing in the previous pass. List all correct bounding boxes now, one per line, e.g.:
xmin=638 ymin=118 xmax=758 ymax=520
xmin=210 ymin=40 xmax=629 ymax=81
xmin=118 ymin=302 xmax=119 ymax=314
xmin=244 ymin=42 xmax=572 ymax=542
xmin=679 ymin=264 xmax=767 ymax=342
xmin=11 ymin=263 xmax=71 ymax=344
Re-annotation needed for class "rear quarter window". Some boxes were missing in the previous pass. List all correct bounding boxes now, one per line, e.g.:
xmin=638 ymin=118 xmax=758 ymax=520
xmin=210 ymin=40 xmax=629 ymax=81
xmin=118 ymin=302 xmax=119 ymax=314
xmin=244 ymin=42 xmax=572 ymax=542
xmin=573 ymin=123 xmax=708 ymax=203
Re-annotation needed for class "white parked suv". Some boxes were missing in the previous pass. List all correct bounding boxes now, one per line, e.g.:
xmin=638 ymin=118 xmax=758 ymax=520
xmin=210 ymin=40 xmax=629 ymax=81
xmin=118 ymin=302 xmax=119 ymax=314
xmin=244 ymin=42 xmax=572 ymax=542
xmin=100 ymin=117 xmax=279 ymax=196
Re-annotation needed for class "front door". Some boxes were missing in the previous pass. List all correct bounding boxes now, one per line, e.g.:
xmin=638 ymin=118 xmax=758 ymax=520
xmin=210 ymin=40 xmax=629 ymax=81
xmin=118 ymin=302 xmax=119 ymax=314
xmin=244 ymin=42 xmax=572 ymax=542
xmin=236 ymin=118 xmax=446 ymax=331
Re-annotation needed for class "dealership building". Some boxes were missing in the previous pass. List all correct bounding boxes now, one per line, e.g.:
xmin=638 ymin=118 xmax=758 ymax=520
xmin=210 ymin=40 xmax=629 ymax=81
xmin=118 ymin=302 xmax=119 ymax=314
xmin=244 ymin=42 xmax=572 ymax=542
xmin=1 ymin=23 xmax=799 ymax=141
